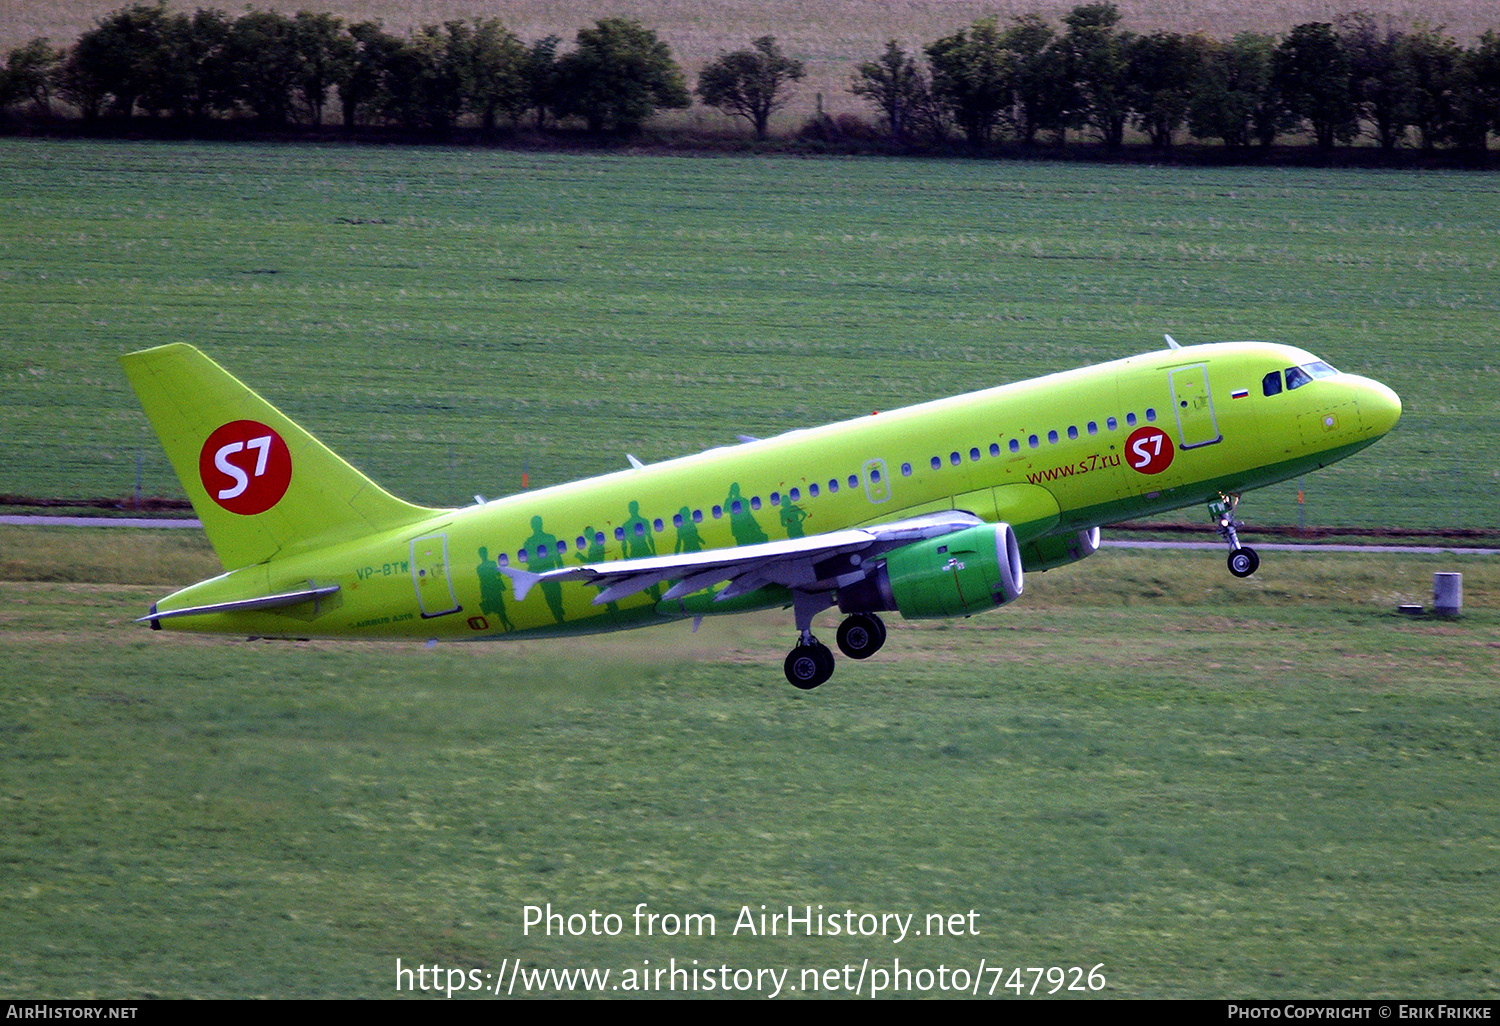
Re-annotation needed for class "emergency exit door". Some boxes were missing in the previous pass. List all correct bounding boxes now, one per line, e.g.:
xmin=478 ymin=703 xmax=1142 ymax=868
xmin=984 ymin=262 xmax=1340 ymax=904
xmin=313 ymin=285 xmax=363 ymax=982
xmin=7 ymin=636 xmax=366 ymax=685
xmin=1168 ymin=364 xmax=1223 ymax=449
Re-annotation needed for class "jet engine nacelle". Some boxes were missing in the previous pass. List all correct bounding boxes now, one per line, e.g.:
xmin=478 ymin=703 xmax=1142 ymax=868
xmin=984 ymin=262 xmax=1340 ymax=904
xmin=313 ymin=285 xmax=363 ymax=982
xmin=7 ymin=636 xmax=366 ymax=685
xmin=838 ymin=523 xmax=1024 ymax=620
xmin=1020 ymin=526 xmax=1102 ymax=572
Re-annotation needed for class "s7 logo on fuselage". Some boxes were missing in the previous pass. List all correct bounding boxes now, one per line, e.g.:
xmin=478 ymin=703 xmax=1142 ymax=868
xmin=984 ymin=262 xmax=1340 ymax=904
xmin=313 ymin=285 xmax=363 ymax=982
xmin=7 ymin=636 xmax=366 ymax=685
xmin=198 ymin=420 xmax=292 ymax=514
xmin=1126 ymin=426 xmax=1174 ymax=475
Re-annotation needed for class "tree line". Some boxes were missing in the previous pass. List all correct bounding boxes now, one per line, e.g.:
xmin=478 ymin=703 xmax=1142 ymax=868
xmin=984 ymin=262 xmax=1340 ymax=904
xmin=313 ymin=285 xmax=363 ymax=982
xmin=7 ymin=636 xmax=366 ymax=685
xmin=2 ymin=2 xmax=1499 ymax=154
xmin=0 ymin=6 xmax=692 ymax=134
xmin=859 ymin=6 xmax=1500 ymax=153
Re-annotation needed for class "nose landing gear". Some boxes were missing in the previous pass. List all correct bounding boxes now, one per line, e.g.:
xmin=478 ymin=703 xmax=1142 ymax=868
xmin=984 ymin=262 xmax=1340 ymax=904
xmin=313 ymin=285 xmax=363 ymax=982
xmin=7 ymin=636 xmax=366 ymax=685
xmin=1210 ymin=494 xmax=1260 ymax=578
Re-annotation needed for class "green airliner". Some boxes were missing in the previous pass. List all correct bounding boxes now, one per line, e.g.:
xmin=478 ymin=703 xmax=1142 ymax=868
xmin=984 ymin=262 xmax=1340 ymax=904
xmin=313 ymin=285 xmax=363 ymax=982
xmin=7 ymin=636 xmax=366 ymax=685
xmin=121 ymin=338 xmax=1400 ymax=689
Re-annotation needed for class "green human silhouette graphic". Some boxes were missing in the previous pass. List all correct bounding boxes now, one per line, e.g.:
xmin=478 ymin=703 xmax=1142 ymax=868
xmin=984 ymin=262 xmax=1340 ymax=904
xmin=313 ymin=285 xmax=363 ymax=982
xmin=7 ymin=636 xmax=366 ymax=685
xmin=673 ymin=507 xmax=703 ymax=554
xmin=779 ymin=501 xmax=808 ymax=539
xmin=726 ymin=482 xmax=768 ymax=545
xmin=579 ymin=526 xmax=619 ymax=616
xmin=475 ymin=547 xmax=514 ymax=631
xmin=621 ymin=500 xmax=660 ymax=602
xmin=523 ymin=515 xmax=566 ymax=623
xmin=622 ymin=501 xmax=656 ymax=558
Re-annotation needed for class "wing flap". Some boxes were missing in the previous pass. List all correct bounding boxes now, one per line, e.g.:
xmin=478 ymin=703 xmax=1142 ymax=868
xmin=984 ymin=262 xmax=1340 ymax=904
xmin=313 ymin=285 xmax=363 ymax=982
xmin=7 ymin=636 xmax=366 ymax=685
xmin=498 ymin=510 xmax=985 ymax=605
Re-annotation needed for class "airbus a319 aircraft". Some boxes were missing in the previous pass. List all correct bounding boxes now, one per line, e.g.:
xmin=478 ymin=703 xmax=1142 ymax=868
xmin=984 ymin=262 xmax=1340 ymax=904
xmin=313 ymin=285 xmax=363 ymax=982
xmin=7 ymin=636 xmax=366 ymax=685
xmin=121 ymin=338 xmax=1400 ymax=689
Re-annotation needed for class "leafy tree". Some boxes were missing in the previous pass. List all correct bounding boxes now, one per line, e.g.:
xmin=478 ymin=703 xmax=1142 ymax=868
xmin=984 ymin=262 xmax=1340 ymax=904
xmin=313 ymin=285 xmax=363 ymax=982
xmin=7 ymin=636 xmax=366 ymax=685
xmin=288 ymin=10 xmax=348 ymax=126
xmin=697 ymin=36 xmax=805 ymax=140
xmin=225 ymin=9 xmax=298 ymax=125
xmin=151 ymin=9 xmax=235 ymax=122
xmin=1060 ymin=2 xmax=1134 ymax=149
xmin=1467 ymin=32 xmax=1500 ymax=149
xmin=1274 ymin=22 xmax=1356 ymax=150
xmin=1189 ymin=32 xmax=1278 ymax=149
xmin=1127 ymin=31 xmax=1205 ymax=149
xmin=376 ymin=25 xmax=464 ymax=131
xmin=850 ymin=41 xmax=927 ymax=142
xmin=554 ymin=18 xmax=690 ymax=133
xmin=450 ymin=19 xmax=528 ymax=132
xmin=1002 ymin=14 xmax=1069 ymax=145
xmin=2 ymin=38 xmax=64 ymax=117
xmin=61 ymin=2 xmax=173 ymax=118
xmin=925 ymin=18 xmax=1010 ymax=147
xmin=333 ymin=21 xmax=399 ymax=128
xmin=1399 ymin=22 xmax=1463 ymax=150
xmin=1445 ymin=44 xmax=1495 ymax=152
xmin=1339 ymin=11 xmax=1409 ymax=150
xmin=523 ymin=35 xmax=563 ymax=130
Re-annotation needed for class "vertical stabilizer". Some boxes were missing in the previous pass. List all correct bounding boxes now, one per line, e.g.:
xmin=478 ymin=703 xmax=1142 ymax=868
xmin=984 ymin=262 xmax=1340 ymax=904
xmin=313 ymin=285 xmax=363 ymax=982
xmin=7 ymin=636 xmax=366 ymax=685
xmin=120 ymin=344 xmax=440 ymax=570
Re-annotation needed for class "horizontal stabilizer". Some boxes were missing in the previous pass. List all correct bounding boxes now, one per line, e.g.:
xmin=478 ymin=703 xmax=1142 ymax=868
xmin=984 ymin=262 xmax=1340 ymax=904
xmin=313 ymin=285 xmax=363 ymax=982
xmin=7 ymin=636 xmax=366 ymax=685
xmin=137 ymin=584 xmax=340 ymax=627
xmin=498 ymin=565 xmax=543 ymax=602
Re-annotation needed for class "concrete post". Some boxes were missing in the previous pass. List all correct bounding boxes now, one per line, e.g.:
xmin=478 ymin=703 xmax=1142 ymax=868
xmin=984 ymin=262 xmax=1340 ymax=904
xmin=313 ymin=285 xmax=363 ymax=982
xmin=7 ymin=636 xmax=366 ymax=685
xmin=1432 ymin=572 xmax=1463 ymax=617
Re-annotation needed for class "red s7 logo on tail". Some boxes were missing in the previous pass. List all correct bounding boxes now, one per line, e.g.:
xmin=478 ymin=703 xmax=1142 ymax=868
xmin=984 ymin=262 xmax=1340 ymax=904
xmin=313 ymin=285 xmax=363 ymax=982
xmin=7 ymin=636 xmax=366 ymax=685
xmin=199 ymin=420 xmax=292 ymax=514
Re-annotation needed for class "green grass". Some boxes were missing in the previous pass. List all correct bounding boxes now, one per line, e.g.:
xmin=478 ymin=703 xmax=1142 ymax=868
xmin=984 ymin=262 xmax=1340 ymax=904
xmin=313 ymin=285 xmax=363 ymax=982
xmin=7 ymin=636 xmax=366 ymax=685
xmin=1 ymin=529 xmax=1497 ymax=998
xmin=3 ymin=139 xmax=1499 ymax=531
xmin=3 ymin=138 xmax=1500 ymax=998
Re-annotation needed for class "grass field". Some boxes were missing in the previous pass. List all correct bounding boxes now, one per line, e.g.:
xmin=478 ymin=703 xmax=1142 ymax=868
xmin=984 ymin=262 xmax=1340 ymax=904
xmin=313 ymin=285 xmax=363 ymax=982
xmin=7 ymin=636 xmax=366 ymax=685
xmin=3 ymin=139 xmax=1499 ymax=530
xmin=5 ymin=1 xmax=1500 ymax=131
xmin=1 ymin=526 xmax=1497 ymax=998
xmin=3 ymin=136 xmax=1500 ymax=999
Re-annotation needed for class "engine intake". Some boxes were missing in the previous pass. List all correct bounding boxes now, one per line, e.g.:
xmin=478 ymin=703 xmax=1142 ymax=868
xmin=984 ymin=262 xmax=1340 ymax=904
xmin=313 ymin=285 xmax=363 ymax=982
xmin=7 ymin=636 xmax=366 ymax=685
xmin=1020 ymin=526 xmax=1101 ymax=572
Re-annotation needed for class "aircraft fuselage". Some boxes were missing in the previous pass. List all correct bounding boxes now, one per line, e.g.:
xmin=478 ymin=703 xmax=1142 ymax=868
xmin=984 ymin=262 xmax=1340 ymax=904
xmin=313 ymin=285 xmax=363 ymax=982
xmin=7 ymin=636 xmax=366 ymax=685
xmin=143 ymin=340 xmax=1400 ymax=652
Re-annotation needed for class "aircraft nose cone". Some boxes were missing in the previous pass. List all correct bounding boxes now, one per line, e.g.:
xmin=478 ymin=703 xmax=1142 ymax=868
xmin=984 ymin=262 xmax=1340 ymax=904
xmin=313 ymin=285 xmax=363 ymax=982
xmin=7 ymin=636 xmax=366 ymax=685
xmin=1360 ymin=378 xmax=1402 ymax=437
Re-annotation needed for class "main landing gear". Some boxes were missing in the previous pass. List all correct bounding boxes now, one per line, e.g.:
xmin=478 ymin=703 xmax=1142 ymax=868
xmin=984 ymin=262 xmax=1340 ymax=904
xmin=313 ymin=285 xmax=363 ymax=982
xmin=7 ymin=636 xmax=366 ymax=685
xmin=1210 ymin=493 xmax=1260 ymax=578
xmin=783 ymin=592 xmax=887 ymax=689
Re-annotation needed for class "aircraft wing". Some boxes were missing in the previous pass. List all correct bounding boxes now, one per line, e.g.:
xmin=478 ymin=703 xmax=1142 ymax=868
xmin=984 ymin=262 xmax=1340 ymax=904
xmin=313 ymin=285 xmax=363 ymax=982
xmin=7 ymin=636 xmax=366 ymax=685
xmin=499 ymin=510 xmax=986 ymax=606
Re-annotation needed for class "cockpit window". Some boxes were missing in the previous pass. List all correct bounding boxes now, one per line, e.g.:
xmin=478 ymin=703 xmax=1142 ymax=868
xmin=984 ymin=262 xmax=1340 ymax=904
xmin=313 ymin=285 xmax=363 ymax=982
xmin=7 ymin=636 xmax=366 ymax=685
xmin=1262 ymin=371 xmax=1282 ymax=397
xmin=1284 ymin=365 xmax=1312 ymax=390
xmin=1304 ymin=360 xmax=1338 ymax=379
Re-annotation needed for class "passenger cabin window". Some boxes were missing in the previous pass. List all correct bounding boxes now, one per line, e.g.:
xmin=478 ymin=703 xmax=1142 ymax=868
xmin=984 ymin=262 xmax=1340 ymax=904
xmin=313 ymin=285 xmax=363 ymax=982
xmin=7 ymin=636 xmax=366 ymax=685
xmin=1263 ymin=371 xmax=1282 ymax=396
